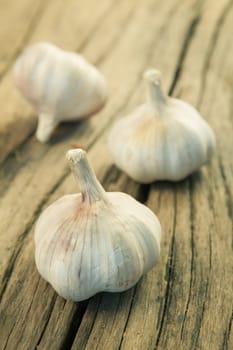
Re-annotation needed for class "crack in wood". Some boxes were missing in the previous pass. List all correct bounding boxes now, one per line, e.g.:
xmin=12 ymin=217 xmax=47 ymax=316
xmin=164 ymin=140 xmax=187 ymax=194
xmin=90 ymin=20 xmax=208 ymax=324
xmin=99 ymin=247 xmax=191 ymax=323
xmin=2 ymin=275 xmax=41 ymax=349
xmin=189 ymin=196 xmax=211 ymax=350
xmin=0 ymin=246 xmax=22 ymax=304
xmin=169 ymin=13 xmax=201 ymax=96
xmin=154 ymin=189 xmax=177 ymax=349
xmin=59 ymin=301 xmax=88 ymax=350
xmin=16 ymin=277 xmax=45 ymax=344
xmin=71 ymin=295 xmax=103 ymax=349
xmin=190 ymin=275 xmax=210 ymax=350
xmin=218 ymin=154 xmax=233 ymax=226
xmin=35 ymin=294 xmax=58 ymax=348
xmin=208 ymin=228 xmax=212 ymax=275
xmin=179 ymin=176 xmax=213 ymax=349
xmin=119 ymin=287 xmax=138 ymax=349
xmin=222 ymin=311 xmax=233 ymax=350
xmin=198 ymin=0 xmax=233 ymax=107
xmin=3 ymin=318 xmax=17 ymax=350
xmin=180 ymin=178 xmax=195 ymax=342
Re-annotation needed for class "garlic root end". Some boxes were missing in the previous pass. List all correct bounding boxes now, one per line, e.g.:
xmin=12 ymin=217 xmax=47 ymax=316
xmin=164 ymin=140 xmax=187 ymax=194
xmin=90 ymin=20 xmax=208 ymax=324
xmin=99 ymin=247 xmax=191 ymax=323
xmin=36 ymin=113 xmax=58 ymax=143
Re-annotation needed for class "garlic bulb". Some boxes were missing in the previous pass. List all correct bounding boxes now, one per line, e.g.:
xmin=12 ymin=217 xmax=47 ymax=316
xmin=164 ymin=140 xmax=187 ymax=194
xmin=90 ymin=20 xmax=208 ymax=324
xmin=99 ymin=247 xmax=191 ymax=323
xmin=14 ymin=42 xmax=107 ymax=142
xmin=108 ymin=69 xmax=216 ymax=183
xmin=34 ymin=149 xmax=161 ymax=301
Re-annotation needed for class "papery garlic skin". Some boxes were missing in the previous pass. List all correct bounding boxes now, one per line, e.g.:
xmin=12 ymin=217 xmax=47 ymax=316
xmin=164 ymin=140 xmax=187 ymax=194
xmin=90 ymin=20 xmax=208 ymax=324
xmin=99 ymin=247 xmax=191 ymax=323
xmin=34 ymin=149 xmax=161 ymax=301
xmin=108 ymin=69 xmax=216 ymax=183
xmin=14 ymin=42 xmax=107 ymax=142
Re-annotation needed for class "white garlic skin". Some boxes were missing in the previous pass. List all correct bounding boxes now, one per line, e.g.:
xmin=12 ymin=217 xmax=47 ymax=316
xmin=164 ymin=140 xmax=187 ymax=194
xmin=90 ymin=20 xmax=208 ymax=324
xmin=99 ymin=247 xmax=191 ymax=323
xmin=14 ymin=42 xmax=107 ymax=142
xmin=34 ymin=149 xmax=161 ymax=301
xmin=108 ymin=69 xmax=216 ymax=183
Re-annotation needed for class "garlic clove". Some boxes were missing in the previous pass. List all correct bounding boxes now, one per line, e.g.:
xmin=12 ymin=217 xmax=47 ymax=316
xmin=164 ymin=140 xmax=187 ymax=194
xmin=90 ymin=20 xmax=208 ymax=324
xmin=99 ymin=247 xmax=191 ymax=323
xmin=34 ymin=149 xmax=161 ymax=301
xmin=108 ymin=69 xmax=216 ymax=183
xmin=14 ymin=42 xmax=107 ymax=142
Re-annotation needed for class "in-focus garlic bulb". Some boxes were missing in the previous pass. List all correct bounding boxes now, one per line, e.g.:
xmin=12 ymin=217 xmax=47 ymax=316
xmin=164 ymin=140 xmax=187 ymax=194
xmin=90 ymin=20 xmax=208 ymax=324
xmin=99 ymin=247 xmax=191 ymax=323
xmin=14 ymin=42 xmax=107 ymax=142
xmin=108 ymin=69 xmax=216 ymax=183
xmin=34 ymin=149 xmax=161 ymax=301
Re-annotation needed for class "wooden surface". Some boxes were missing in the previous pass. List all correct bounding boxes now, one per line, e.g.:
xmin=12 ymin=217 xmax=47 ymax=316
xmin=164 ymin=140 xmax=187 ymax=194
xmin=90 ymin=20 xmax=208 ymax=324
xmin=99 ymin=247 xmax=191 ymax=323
xmin=0 ymin=0 xmax=232 ymax=349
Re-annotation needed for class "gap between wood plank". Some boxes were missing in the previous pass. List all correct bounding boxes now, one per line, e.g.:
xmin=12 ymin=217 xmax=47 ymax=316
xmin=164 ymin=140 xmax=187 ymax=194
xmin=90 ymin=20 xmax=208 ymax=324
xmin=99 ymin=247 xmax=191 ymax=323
xmin=180 ymin=178 xmax=195 ymax=341
xmin=169 ymin=13 xmax=201 ymax=96
xmin=197 ymin=0 xmax=233 ymax=107
xmin=154 ymin=190 xmax=177 ymax=349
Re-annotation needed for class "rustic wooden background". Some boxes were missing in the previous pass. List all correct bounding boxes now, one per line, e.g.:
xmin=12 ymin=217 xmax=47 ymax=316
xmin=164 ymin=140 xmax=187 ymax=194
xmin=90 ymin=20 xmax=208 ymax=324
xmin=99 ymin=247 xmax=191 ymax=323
xmin=0 ymin=0 xmax=232 ymax=349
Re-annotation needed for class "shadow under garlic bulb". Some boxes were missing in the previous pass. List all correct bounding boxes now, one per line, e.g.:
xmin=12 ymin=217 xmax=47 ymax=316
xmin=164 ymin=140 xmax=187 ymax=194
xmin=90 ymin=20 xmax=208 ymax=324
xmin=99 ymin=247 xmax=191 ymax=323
xmin=14 ymin=42 xmax=107 ymax=143
xmin=108 ymin=69 xmax=216 ymax=183
xmin=34 ymin=149 xmax=161 ymax=301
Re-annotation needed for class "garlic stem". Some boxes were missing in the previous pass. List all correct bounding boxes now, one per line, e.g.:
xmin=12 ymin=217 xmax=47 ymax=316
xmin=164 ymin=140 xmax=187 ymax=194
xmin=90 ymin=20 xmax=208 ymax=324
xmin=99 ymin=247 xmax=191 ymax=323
xmin=144 ymin=69 xmax=167 ymax=110
xmin=66 ymin=149 xmax=106 ymax=204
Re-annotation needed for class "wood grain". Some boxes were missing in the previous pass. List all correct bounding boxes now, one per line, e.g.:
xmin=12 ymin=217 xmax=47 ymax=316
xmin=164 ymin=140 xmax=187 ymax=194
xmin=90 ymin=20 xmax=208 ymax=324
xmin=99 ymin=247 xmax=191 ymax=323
xmin=0 ymin=0 xmax=232 ymax=349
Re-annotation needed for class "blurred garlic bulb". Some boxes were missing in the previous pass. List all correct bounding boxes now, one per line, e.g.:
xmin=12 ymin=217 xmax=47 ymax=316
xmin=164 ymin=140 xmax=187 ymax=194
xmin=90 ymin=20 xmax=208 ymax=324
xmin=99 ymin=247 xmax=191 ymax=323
xmin=14 ymin=42 xmax=107 ymax=142
xmin=34 ymin=149 xmax=161 ymax=301
xmin=108 ymin=69 xmax=215 ymax=183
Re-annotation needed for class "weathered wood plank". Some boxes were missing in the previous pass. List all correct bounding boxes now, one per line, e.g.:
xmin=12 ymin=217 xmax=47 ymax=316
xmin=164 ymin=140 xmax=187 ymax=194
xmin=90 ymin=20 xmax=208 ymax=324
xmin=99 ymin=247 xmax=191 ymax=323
xmin=0 ymin=0 xmax=232 ymax=349
xmin=174 ymin=2 xmax=233 ymax=349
